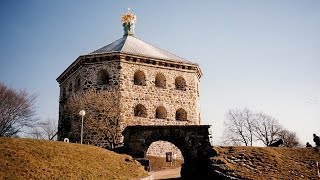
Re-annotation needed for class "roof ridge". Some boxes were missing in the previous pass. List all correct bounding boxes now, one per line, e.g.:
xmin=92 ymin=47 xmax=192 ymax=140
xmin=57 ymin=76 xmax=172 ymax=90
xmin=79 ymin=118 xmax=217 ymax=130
xmin=87 ymin=35 xmax=194 ymax=64
xmin=120 ymin=35 xmax=129 ymax=52
xmin=88 ymin=36 xmax=126 ymax=55
xmin=128 ymin=36 xmax=190 ymax=63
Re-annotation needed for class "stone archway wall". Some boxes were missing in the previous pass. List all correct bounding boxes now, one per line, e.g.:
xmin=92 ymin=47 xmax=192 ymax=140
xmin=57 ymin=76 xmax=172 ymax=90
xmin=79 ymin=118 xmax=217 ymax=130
xmin=147 ymin=141 xmax=183 ymax=159
xmin=122 ymin=125 xmax=215 ymax=179
xmin=143 ymin=128 xmax=190 ymax=161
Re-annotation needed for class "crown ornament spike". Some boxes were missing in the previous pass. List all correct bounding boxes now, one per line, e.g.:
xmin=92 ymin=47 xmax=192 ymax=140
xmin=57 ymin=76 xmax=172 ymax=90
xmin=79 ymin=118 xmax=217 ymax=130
xmin=121 ymin=8 xmax=137 ymax=36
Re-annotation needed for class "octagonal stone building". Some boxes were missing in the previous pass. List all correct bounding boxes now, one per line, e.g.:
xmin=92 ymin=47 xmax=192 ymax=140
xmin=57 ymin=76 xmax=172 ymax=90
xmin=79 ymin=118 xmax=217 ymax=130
xmin=57 ymin=11 xmax=202 ymax=155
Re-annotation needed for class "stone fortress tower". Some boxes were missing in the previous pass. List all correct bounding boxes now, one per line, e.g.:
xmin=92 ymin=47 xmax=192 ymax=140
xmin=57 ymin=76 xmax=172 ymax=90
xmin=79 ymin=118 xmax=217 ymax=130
xmin=56 ymin=10 xmax=202 ymax=157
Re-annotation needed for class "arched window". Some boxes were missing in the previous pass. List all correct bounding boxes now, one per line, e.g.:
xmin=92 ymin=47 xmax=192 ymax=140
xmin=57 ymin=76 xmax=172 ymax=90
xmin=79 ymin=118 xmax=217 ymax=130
xmin=175 ymin=76 xmax=186 ymax=91
xmin=155 ymin=106 xmax=167 ymax=119
xmin=176 ymin=108 xmax=187 ymax=121
xmin=134 ymin=104 xmax=147 ymax=118
xmin=75 ymin=76 xmax=81 ymax=91
xmin=68 ymin=83 xmax=73 ymax=92
xmin=155 ymin=73 xmax=166 ymax=88
xmin=134 ymin=70 xmax=146 ymax=86
xmin=97 ymin=70 xmax=109 ymax=85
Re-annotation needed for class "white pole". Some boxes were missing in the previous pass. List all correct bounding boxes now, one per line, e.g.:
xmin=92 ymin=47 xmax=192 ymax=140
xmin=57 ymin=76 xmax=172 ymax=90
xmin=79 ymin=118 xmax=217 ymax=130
xmin=81 ymin=115 xmax=84 ymax=144
xmin=79 ymin=110 xmax=86 ymax=145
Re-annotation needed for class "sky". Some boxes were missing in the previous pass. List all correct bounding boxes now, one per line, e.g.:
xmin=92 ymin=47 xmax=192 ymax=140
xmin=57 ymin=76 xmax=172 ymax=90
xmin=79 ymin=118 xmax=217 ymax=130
xmin=0 ymin=1 xmax=319 ymax=145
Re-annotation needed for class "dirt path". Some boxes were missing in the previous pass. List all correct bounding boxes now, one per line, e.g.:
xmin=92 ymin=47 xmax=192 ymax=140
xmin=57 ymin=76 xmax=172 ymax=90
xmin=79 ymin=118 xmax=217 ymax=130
xmin=150 ymin=167 xmax=181 ymax=180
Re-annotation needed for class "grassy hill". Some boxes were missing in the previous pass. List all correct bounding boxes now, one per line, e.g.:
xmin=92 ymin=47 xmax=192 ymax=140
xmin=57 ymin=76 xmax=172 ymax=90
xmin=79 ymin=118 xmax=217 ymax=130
xmin=0 ymin=138 xmax=148 ymax=180
xmin=2 ymin=138 xmax=320 ymax=179
xmin=211 ymin=146 xmax=320 ymax=179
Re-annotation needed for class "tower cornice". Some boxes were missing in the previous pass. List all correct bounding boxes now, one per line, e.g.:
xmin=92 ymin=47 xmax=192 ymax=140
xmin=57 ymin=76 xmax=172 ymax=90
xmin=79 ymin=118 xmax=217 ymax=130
xmin=56 ymin=52 xmax=202 ymax=84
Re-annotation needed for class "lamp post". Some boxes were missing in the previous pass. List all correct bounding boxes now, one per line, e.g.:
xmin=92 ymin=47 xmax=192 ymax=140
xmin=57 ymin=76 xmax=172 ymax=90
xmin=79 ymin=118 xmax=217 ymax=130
xmin=79 ymin=110 xmax=86 ymax=144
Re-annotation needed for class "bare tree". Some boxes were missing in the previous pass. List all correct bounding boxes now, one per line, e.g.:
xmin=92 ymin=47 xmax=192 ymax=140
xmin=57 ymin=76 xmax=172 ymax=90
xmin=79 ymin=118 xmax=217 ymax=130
xmin=84 ymin=116 xmax=120 ymax=149
xmin=27 ymin=118 xmax=58 ymax=140
xmin=28 ymin=127 xmax=45 ymax=139
xmin=0 ymin=82 xmax=38 ymax=137
xmin=222 ymin=108 xmax=255 ymax=146
xmin=221 ymin=133 xmax=246 ymax=146
xmin=39 ymin=118 xmax=58 ymax=140
xmin=64 ymin=90 xmax=121 ymax=149
xmin=222 ymin=108 xmax=301 ymax=147
xmin=278 ymin=129 xmax=301 ymax=148
xmin=253 ymin=112 xmax=283 ymax=146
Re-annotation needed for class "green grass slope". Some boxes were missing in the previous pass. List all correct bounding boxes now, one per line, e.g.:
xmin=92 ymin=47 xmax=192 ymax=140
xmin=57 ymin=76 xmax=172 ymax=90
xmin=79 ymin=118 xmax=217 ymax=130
xmin=0 ymin=138 xmax=148 ymax=180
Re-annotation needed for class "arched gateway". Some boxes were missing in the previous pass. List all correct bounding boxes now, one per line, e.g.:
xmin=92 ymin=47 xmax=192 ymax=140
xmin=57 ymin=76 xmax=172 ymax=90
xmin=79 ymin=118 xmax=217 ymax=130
xmin=122 ymin=125 xmax=216 ymax=179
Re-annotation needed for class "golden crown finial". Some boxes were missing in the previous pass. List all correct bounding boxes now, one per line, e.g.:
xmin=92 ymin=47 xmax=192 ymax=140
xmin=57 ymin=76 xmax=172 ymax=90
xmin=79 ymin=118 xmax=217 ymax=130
xmin=121 ymin=8 xmax=137 ymax=23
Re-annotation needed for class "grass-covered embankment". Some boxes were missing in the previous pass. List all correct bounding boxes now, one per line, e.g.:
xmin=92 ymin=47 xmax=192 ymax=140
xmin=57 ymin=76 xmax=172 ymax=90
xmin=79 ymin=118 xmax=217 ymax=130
xmin=0 ymin=138 xmax=148 ymax=179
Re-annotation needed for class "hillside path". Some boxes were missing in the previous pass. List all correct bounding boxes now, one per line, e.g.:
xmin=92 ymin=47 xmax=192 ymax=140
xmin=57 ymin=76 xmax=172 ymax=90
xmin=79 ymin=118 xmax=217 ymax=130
xmin=150 ymin=167 xmax=181 ymax=180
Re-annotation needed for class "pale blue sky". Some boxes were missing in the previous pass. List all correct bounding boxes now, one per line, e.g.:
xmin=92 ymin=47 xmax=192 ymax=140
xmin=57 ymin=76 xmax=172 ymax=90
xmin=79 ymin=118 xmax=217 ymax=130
xmin=1 ymin=1 xmax=319 ymax=144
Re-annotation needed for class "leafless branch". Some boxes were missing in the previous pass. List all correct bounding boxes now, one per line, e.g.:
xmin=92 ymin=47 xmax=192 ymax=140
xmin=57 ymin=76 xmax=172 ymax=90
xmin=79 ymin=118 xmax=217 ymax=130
xmin=62 ymin=90 xmax=121 ymax=149
xmin=0 ymin=82 xmax=38 ymax=137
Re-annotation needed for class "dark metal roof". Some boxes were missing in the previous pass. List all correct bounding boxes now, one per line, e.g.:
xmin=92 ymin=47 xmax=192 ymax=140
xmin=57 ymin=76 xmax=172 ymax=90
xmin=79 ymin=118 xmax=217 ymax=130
xmin=89 ymin=35 xmax=192 ymax=63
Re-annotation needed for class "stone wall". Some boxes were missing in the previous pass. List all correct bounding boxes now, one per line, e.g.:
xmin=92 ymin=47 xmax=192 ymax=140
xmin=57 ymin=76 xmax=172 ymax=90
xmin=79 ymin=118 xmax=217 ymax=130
xmin=58 ymin=59 xmax=121 ymax=144
xmin=118 ymin=59 xmax=200 ymax=157
xmin=58 ymin=55 xmax=201 ymax=154
xmin=147 ymin=141 xmax=183 ymax=159
xmin=59 ymin=60 xmax=121 ymax=97
xmin=119 ymin=60 xmax=200 ymax=125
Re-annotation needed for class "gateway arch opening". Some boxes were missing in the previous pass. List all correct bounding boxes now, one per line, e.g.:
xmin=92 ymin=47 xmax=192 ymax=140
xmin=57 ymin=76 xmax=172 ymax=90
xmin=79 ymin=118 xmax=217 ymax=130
xmin=146 ymin=140 xmax=184 ymax=172
xmin=122 ymin=125 xmax=215 ymax=179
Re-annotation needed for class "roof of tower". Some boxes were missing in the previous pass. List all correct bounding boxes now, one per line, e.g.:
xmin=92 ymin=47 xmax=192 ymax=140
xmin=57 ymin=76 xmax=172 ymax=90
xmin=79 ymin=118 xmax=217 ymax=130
xmin=88 ymin=35 xmax=191 ymax=63
xmin=56 ymin=9 xmax=202 ymax=84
